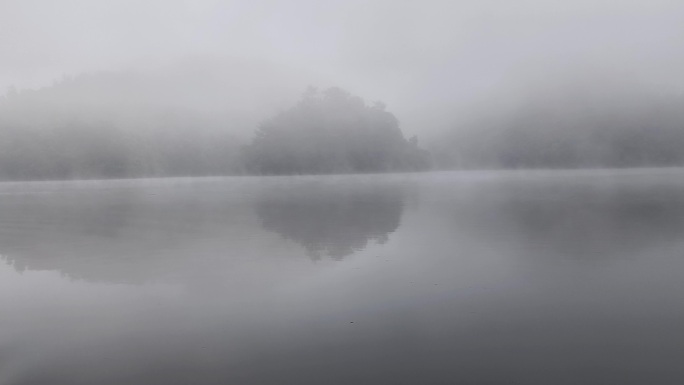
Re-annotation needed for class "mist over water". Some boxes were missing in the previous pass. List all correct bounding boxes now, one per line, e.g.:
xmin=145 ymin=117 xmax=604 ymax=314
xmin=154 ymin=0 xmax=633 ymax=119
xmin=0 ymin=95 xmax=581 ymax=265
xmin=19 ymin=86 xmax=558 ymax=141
xmin=2 ymin=1 xmax=684 ymax=383
xmin=1 ymin=171 xmax=684 ymax=384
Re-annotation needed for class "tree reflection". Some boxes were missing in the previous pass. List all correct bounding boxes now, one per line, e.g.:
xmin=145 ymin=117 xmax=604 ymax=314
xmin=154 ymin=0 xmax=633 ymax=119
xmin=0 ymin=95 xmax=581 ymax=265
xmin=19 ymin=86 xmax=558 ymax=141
xmin=0 ymin=178 xmax=407 ymax=284
xmin=256 ymin=181 xmax=405 ymax=260
xmin=0 ymin=182 xmax=256 ymax=284
xmin=437 ymin=177 xmax=684 ymax=262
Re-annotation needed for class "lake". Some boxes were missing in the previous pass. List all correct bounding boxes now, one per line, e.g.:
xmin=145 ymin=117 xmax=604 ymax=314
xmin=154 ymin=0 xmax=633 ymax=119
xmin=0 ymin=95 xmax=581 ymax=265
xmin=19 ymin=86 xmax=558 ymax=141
xmin=1 ymin=169 xmax=684 ymax=384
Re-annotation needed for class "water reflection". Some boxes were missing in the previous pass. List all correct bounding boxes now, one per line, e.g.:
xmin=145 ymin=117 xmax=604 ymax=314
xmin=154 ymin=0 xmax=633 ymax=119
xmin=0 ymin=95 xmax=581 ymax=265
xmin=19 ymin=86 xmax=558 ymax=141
xmin=256 ymin=181 xmax=405 ymax=260
xmin=0 ymin=180 xmax=264 ymax=284
xmin=3 ymin=172 xmax=684 ymax=384
xmin=502 ymin=189 xmax=684 ymax=261
xmin=431 ymin=174 xmax=684 ymax=262
xmin=0 ymin=177 xmax=407 ymax=285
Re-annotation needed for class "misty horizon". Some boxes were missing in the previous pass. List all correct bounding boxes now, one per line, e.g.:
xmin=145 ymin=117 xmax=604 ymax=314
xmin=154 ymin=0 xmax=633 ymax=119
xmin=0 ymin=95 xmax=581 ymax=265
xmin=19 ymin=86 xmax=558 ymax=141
xmin=3 ymin=0 xmax=684 ymax=140
xmin=3 ymin=1 xmax=684 ymax=384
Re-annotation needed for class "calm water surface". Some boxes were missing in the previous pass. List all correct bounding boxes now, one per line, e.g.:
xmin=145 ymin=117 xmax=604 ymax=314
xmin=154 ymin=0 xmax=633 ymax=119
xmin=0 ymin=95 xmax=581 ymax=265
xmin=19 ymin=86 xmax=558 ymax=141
xmin=1 ymin=170 xmax=684 ymax=384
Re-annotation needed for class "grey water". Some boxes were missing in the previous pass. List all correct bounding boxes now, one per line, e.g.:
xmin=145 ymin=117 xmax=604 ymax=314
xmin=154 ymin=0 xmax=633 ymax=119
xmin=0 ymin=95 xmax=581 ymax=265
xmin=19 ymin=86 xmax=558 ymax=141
xmin=1 ymin=169 xmax=684 ymax=384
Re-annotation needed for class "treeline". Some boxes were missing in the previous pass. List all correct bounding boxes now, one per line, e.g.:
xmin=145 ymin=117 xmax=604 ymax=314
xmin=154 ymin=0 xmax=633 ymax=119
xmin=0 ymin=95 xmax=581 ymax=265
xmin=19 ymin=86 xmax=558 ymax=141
xmin=0 ymin=113 xmax=243 ymax=180
xmin=434 ymin=85 xmax=684 ymax=170
xmin=4 ymin=70 xmax=684 ymax=180
xmin=0 ymin=58 xmax=313 ymax=180
xmin=243 ymin=87 xmax=430 ymax=174
xmin=0 ymin=76 xmax=428 ymax=180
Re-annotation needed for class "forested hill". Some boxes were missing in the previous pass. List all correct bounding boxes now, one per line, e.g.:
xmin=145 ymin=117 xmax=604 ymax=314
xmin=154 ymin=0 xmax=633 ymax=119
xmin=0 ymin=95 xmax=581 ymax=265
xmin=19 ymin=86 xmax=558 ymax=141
xmin=243 ymin=87 xmax=430 ymax=175
xmin=0 ymin=58 xmax=311 ymax=180
xmin=0 ymin=61 xmax=430 ymax=180
xmin=3 ymin=67 xmax=684 ymax=181
xmin=433 ymin=82 xmax=684 ymax=170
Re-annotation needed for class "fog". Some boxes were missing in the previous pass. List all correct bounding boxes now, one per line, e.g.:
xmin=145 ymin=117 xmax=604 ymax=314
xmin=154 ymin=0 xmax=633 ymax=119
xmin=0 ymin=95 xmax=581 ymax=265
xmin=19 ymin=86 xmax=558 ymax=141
xmin=2 ymin=0 xmax=683 ymax=141
xmin=3 ymin=2 xmax=684 ymax=384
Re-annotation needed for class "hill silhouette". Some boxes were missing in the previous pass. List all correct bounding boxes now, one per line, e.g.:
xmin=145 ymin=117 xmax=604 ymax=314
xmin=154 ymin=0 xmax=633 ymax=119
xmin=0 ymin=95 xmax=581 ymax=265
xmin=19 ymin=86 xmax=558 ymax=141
xmin=434 ymin=79 xmax=684 ymax=170
xmin=243 ymin=87 xmax=430 ymax=175
xmin=0 ymin=58 xmax=315 ymax=180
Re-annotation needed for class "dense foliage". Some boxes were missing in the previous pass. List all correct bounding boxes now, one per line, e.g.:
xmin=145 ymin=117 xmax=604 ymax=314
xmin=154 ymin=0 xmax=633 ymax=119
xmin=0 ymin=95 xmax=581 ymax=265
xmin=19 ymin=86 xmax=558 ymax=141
xmin=3 ymin=71 xmax=684 ymax=180
xmin=0 ymin=113 xmax=242 ymax=180
xmin=434 ymin=87 xmax=684 ymax=170
xmin=0 ymin=77 xmax=429 ymax=180
xmin=243 ymin=87 xmax=430 ymax=174
xmin=0 ymin=68 xmax=267 ymax=180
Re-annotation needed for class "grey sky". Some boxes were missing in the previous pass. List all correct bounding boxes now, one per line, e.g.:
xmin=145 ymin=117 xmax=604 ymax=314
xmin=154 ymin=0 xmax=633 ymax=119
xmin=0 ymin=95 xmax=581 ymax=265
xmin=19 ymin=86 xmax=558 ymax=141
xmin=1 ymin=0 xmax=683 ymax=136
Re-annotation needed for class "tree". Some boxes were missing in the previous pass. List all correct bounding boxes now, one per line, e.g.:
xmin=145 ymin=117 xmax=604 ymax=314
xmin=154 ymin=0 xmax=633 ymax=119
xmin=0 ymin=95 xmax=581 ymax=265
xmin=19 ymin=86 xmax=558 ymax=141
xmin=243 ymin=87 xmax=430 ymax=175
